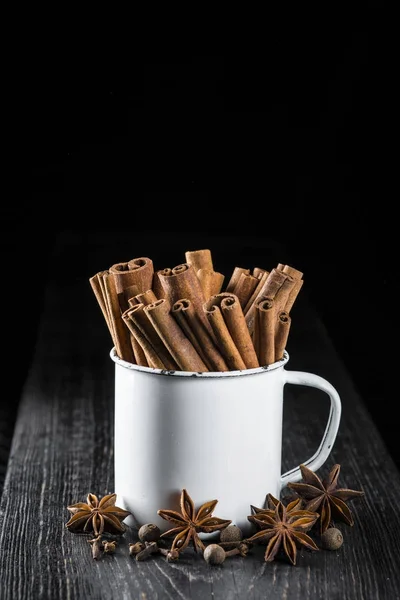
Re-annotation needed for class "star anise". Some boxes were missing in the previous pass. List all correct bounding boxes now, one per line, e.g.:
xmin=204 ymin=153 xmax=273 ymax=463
xmin=246 ymin=500 xmax=319 ymax=565
xmin=287 ymin=463 xmax=365 ymax=534
xmin=250 ymin=493 xmax=303 ymax=516
xmin=157 ymin=489 xmax=232 ymax=554
xmin=66 ymin=493 xmax=131 ymax=536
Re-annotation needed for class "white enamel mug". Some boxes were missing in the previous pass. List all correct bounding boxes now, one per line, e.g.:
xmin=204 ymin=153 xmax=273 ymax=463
xmin=110 ymin=348 xmax=341 ymax=535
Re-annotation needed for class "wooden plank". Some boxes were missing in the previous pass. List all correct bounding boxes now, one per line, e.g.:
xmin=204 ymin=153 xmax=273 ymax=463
xmin=1 ymin=232 xmax=399 ymax=600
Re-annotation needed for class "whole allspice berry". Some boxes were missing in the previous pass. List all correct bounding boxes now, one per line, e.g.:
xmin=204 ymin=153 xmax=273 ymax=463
xmin=203 ymin=544 xmax=226 ymax=566
xmin=320 ymin=527 xmax=344 ymax=550
xmin=138 ymin=523 xmax=161 ymax=543
xmin=220 ymin=524 xmax=243 ymax=545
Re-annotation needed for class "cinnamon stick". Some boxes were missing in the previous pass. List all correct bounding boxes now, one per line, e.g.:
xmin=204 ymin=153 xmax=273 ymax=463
xmin=185 ymin=249 xmax=214 ymax=272
xmin=129 ymin=333 xmax=149 ymax=366
xmin=204 ymin=295 xmax=246 ymax=370
xmin=245 ymin=268 xmax=288 ymax=335
xmin=225 ymin=267 xmax=250 ymax=293
xmin=98 ymin=271 xmax=118 ymax=352
xmin=110 ymin=258 xmax=153 ymax=296
xmin=254 ymin=297 xmax=275 ymax=366
xmin=243 ymin=271 xmax=270 ymax=316
xmin=129 ymin=289 xmax=158 ymax=308
xmin=144 ymin=299 xmax=208 ymax=372
xmin=273 ymin=275 xmax=296 ymax=316
xmin=197 ymin=268 xmax=225 ymax=299
xmin=126 ymin=303 xmax=178 ymax=370
xmin=152 ymin=269 xmax=170 ymax=299
xmin=232 ymin=272 xmax=260 ymax=309
xmin=103 ymin=272 xmax=135 ymax=363
xmin=130 ymin=334 xmax=149 ymax=367
xmin=93 ymin=271 xmax=140 ymax=364
xmin=275 ymin=311 xmax=291 ymax=361
xmin=117 ymin=290 xmax=133 ymax=314
xmin=110 ymin=258 xmax=154 ymax=312
xmin=94 ymin=270 xmax=137 ymax=362
xmin=121 ymin=310 xmax=162 ymax=368
xmin=253 ymin=267 xmax=267 ymax=279
xmin=172 ymin=299 xmax=228 ymax=371
xmin=127 ymin=256 xmax=155 ymax=291
xmin=97 ymin=272 xmax=112 ymax=323
xmin=285 ymin=279 xmax=304 ymax=314
xmin=120 ymin=284 xmax=140 ymax=310
xmin=281 ymin=264 xmax=304 ymax=280
xmin=108 ymin=261 xmax=132 ymax=294
xmin=220 ymin=294 xmax=259 ymax=369
xmin=89 ymin=271 xmax=114 ymax=341
xmin=98 ymin=271 xmax=115 ymax=333
xmin=256 ymin=267 xmax=288 ymax=299
xmin=280 ymin=264 xmax=304 ymax=313
xmin=158 ymin=263 xmax=213 ymax=337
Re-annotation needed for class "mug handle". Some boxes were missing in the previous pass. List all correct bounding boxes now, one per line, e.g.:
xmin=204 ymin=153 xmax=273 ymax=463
xmin=280 ymin=370 xmax=342 ymax=490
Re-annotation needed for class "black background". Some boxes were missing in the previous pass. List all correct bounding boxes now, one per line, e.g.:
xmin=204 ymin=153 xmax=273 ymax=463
xmin=5 ymin=34 xmax=399 ymax=475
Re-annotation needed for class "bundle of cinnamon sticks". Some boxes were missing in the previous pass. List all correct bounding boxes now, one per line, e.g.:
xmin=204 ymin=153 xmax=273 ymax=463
xmin=89 ymin=249 xmax=304 ymax=372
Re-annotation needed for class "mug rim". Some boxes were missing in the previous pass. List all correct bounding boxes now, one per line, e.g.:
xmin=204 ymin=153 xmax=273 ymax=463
xmin=110 ymin=347 xmax=289 ymax=377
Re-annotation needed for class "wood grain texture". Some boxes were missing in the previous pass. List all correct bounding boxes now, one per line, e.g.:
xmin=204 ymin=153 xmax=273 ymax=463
xmin=1 ymin=232 xmax=400 ymax=600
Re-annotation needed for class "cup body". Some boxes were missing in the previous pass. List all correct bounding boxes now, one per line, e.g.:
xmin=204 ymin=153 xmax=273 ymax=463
xmin=111 ymin=348 xmax=290 ymax=534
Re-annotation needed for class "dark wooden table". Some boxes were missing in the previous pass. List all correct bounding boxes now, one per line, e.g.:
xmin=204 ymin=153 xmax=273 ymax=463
xmin=1 ymin=232 xmax=399 ymax=600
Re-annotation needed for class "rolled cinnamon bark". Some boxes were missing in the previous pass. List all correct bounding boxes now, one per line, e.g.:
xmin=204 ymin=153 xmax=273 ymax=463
xmin=126 ymin=303 xmax=178 ymax=370
xmin=220 ymin=295 xmax=259 ymax=369
xmin=243 ymin=271 xmax=270 ymax=316
xmin=225 ymin=267 xmax=250 ymax=293
xmin=121 ymin=311 xmax=162 ymax=369
xmin=172 ymin=299 xmax=228 ymax=371
xmin=257 ymin=267 xmax=288 ymax=299
xmin=100 ymin=272 xmax=119 ymax=350
xmin=204 ymin=295 xmax=246 ymax=370
xmin=282 ymin=264 xmax=304 ymax=280
xmin=129 ymin=289 xmax=158 ymax=307
xmin=232 ymin=272 xmax=260 ymax=309
xmin=130 ymin=333 xmax=150 ymax=367
xmin=91 ymin=271 xmax=138 ymax=363
xmin=273 ymin=275 xmax=296 ymax=316
xmin=285 ymin=279 xmax=304 ymax=313
xmin=197 ymin=268 xmax=225 ymax=299
xmin=254 ymin=297 xmax=275 ymax=366
xmin=117 ymin=291 xmax=133 ymax=314
xmin=245 ymin=268 xmax=288 ymax=335
xmin=110 ymin=257 xmax=154 ymax=297
xmin=280 ymin=265 xmax=304 ymax=313
xmin=158 ymin=263 xmax=213 ymax=337
xmin=103 ymin=273 xmax=135 ymax=363
xmin=152 ymin=268 xmax=171 ymax=299
xmin=253 ymin=267 xmax=267 ymax=279
xmin=185 ymin=249 xmax=214 ymax=273
xmin=89 ymin=271 xmax=114 ymax=341
xmin=127 ymin=256 xmax=154 ymax=290
xmin=97 ymin=272 xmax=113 ymax=323
xmin=144 ymin=299 xmax=208 ymax=372
xmin=120 ymin=284 xmax=140 ymax=310
xmin=275 ymin=311 xmax=291 ymax=361
xmin=109 ymin=261 xmax=133 ymax=294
